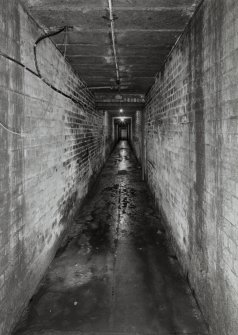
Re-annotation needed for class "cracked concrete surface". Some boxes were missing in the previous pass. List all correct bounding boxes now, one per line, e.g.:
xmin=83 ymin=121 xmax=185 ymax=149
xmin=13 ymin=141 xmax=208 ymax=335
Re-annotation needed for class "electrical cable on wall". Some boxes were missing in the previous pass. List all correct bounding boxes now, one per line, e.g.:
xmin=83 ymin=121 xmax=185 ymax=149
xmin=33 ymin=26 xmax=89 ymax=108
xmin=43 ymin=26 xmax=69 ymax=117
xmin=0 ymin=25 xmax=116 ymax=136
xmin=0 ymin=120 xmax=26 ymax=137
xmin=0 ymin=26 xmax=86 ymax=136
xmin=33 ymin=26 xmax=67 ymax=78
xmin=0 ymin=50 xmax=40 ymax=77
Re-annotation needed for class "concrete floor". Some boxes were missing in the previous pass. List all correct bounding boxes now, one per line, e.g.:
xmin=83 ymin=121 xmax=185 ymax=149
xmin=13 ymin=141 xmax=208 ymax=335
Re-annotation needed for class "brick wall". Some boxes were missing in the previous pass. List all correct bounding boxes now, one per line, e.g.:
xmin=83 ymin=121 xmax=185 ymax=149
xmin=132 ymin=110 xmax=143 ymax=162
xmin=0 ymin=1 xmax=113 ymax=334
xmin=145 ymin=0 xmax=238 ymax=334
xmin=103 ymin=110 xmax=113 ymax=158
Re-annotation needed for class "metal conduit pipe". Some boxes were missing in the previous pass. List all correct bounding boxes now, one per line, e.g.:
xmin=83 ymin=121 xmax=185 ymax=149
xmin=108 ymin=0 xmax=120 ymax=86
xmin=89 ymin=86 xmax=114 ymax=90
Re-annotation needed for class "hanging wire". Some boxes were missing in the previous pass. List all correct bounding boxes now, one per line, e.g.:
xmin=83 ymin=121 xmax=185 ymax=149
xmin=0 ymin=26 xmax=80 ymax=137
xmin=0 ymin=26 xmax=114 ymax=136
xmin=33 ymin=26 xmax=66 ymax=78
xmin=43 ymin=26 xmax=69 ymax=116
xmin=33 ymin=26 xmax=88 ymax=107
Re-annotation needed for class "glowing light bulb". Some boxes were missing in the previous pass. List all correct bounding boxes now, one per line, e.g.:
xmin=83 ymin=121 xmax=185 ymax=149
xmin=119 ymin=108 xmax=123 ymax=113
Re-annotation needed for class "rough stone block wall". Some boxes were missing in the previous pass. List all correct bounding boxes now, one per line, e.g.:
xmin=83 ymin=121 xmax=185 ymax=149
xmin=145 ymin=0 xmax=238 ymax=334
xmin=0 ymin=1 xmax=112 ymax=334
xmin=132 ymin=110 xmax=143 ymax=162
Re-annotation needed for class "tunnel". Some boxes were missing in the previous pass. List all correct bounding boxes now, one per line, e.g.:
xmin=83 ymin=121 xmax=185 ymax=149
xmin=0 ymin=1 xmax=238 ymax=335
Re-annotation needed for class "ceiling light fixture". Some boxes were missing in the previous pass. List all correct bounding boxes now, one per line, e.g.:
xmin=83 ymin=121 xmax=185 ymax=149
xmin=119 ymin=108 xmax=123 ymax=113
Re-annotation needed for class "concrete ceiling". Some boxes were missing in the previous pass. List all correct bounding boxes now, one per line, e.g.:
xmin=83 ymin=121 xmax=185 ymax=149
xmin=95 ymin=92 xmax=144 ymax=112
xmin=21 ymin=0 xmax=201 ymax=94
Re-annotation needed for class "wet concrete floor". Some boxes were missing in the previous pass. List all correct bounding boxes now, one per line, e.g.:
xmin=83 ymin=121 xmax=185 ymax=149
xmin=13 ymin=141 xmax=208 ymax=335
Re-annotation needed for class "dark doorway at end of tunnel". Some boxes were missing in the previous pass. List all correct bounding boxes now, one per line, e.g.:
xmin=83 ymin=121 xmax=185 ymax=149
xmin=114 ymin=117 xmax=132 ymax=142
